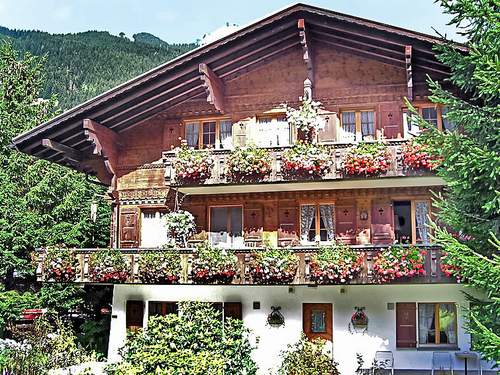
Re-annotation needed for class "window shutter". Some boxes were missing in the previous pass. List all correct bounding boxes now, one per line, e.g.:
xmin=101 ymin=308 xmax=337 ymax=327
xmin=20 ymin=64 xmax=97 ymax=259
xmin=120 ymin=207 xmax=140 ymax=248
xmin=232 ymin=120 xmax=248 ymax=147
xmin=126 ymin=300 xmax=144 ymax=332
xmin=278 ymin=203 xmax=298 ymax=246
xmin=371 ymin=200 xmax=394 ymax=244
xmin=244 ymin=206 xmax=263 ymax=244
xmin=380 ymin=104 xmax=402 ymax=139
xmin=335 ymin=205 xmax=357 ymax=244
xmin=317 ymin=112 xmax=337 ymax=143
xmin=224 ymin=302 xmax=243 ymax=320
xmin=396 ymin=302 xmax=417 ymax=348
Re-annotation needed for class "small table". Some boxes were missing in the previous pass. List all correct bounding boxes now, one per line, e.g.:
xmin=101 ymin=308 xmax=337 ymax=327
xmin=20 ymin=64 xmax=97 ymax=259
xmin=455 ymin=351 xmax=478 ymax=375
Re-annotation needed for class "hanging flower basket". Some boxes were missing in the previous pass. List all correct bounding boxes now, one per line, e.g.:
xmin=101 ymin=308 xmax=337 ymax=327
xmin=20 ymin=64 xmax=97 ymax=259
xmin=343 ymin=143 xmax=392 ymax=177
xmin=372 ymin=245 xmax=426 ymax=283
xmin=173 ymin=142 xmax=214 ymax=184
xmin=349 ymin=307 xmax=368 ymax=333
xmin=281 ymin=142 xmax=332 ymax=179
xmin=401 ymin=140 xmax=442 ymax=171
xmin=284 ymin=100 xmax=325 ymax=143
xmin=88 ymin=249 xmax=130 ymax=283
xmin=310 ymin=244 xmax=364 ymax=284
xmin=164 ymin=210 xmax=196 ymax=247
xmin=267 ymin=306 xmax=285 ymax=328
xmin=250 ymin=248 xmax=299 ymax=284
xmin=137 ymin=248 xmax=181 ymax=284
xmin=43 ymin=246 xmax=79 ymax=282
xmin=225 ymin=144 xmax=272 ymax=182
xmin=191 ymin=242 xmax=238 ymax=284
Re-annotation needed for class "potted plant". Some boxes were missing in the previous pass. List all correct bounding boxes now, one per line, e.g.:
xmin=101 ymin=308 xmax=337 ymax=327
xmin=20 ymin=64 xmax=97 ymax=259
xmin=401 ymin=140 xmax=441 ymax=171
xmin=250 ymin=248 xmax=299 ymax=284
xmin=164 ymin=210 xmax=196 ymax=247
xmin=172 ymin=142 xmax=214 ymax=184
xmin=281 ymin=142 xmax=332 ymax=179
xmin=343 ymin=142 xmax=392 ymax=177
xmin=372 ymin=245 xmax=426 ymax=283
xmin=137 ymin=248 xmax=181 ymax=284
xmin=225 ymin=144 xmax=272 ymax=182
xmin=191 ymin=242 xmax=238 ymax=284
xmin=88 ymin=248 xmax=130 ymax=283
xmin=43 ymin=246 xmax=79 ymax=282
xmin=349 ymin=306 xmax=368 ymax=333
xmin=309 ymin=244 xmax=364 ymax=284
xmin=285 ymin=99 xmax=325 ymax=143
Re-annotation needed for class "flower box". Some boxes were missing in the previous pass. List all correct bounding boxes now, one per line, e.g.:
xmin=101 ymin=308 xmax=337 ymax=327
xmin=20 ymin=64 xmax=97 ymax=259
xmin=372 ymin=245 xmax=426 ymax=283
xmin=225 ymin=145 xmax=272 ymax=182
xmin=309 ymin=244 xmax=364 ymax=284
xmin=250 ymin=248 xmax=299 ymax=284
xmin=401 ymin=141 xmax=441 ymax=171
xmin=173 ymin=143 xmax=214 ymax=184
xmin=281 ymin=142 xmax=332 ymax=179
xmin=285 ymin=100 xmax=324 ymax=143
xmin=137 ymin=249 xmax=181 ymax=284
xmin=43 ymin=246 xmax=79 ymax=282
xmin=343 ymin=143 xmax=392 ymax=177
xmin=191 ymin=243 xmax=238 ymax=284
xmin=88 ymin=249 xmax=130 ymax=283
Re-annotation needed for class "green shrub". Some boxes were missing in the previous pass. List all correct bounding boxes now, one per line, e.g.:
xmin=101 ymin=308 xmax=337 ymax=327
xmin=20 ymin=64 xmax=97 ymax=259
xmin=107 ymin=301 xmax=257 ymax=375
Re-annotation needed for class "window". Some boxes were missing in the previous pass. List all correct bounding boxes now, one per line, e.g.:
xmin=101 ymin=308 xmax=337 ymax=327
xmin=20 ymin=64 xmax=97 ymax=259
xmin=209 ymin=206 xmax=243 ymax=248
xmin=254 ymin=115 xmax=291 ymax=147
xmin=303 ymin=303 xmax=332 ymax=342
xmin=392 ymin=200 xmax=431 ymax=245
xmin=394 ymin=201 xmax=412 ymax=244
xmin=184 ymin=119 xmax=232 ymax=149
xmin=340 ymin=110 xmax=376 ymax=142
xmin=441 ymin=107 xmax=456 ymax=132
xmin=126 ymin=301 xmax=144 ymax=332
xmin=418 ymin=303 xmax=457 ymax=346
xmin=403 ymin=105 xmax=446 ymax=138
xmin=140 ymin=210 xmax=169 ymax=248
xmin=422 ymin=107 xmax=438 ymax=127
xmin=148 ymin=302 xmax=178 ymax=317
xmin=300 ymin=204 xmax=335 ymax=243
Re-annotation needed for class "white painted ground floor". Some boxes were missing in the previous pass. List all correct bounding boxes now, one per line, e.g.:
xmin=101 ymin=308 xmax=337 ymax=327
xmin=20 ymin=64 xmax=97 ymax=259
xmin=108 ymin=284 xmax=495 ymax=374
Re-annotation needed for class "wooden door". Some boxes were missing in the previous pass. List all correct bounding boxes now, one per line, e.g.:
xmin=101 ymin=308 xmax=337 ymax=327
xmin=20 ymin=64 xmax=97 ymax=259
xmin=303 ymin=303 xmax=333 ymax=342
xmin=396 ymin=303 xmax=417 ymax=348
xmin=380 ymin=103 xmax=402 ymax=139
xmin=244 ymin=206 xmax=263 ymax=245
xmin=371 ymin=200 xmax=394 ymax=244
xmin=126 ymin=300 xmax=144 ymax=332
xmin=224 ymin=302 xmax=243 ymax=320
xmin=120 ymin=207 xmax=140 ymax=248
xmin=278 ymin=203 xmax=298 ymax=246
xmin=335 ymin=204 xmax=357 ymax=244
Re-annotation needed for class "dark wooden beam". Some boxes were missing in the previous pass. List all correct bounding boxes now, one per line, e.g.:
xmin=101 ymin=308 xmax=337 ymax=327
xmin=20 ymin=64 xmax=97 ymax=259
xmin=41 ymin=138 xmax=83 ymax=163
xmin=298 ymin=18 xmax=314 ymax=84
xmin=405 ymin=45 xmax=413 ymax=101
xmin=199 ymin=63 xmax=225 ymax=113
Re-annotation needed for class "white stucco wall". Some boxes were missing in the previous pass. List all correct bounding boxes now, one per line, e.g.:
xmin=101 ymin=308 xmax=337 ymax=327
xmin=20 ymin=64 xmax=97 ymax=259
xmin=108 ymin=283 xmax=492 ymax=374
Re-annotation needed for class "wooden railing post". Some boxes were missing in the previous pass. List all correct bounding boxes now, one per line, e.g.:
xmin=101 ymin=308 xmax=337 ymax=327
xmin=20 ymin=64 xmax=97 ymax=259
xmin=83 ymin=253 xmax=90 ymax=282
xmin=36 ymin=251 xmax=44 ymax=282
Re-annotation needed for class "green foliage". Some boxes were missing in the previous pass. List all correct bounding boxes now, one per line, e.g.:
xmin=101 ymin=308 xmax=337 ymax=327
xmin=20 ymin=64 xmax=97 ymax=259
xmin=78 ymin=318 xmax=110 ymax=356
xmin=107 ymin=301 xmax=257 ymax=375
xmin=277 ymin=334 xmax=339 ymax=375
xmin=38 ymin=283 xmax=84 ymax=313
xmin=88 ymin=249 xmax=130 ymax=283
xmin=43 ymin=246 xmax=80 ymax=282
xmin=137 ymin=249 xmax=181 ymax=284
xmin=0 ymin=289 xmax=40 ymax=335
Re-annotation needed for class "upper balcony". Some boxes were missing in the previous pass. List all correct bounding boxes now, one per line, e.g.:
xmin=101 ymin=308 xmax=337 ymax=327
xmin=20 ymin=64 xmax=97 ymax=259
xmin=163 ymin=140 xmax=444 ymax=195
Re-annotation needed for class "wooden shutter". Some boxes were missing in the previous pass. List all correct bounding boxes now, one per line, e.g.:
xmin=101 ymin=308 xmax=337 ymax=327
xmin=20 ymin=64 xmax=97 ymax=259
xmin=317 ymin=112 xmax=337 ymax=143
xmin=371 ymin=200 xmax=394 ymax=244
xmin=335 ymin=204 xmax=357 ymax=244
xmin=396 ymin=303 xmax=417 ymax=348
xmin=126 ymin=300 xmax=144 ymax=332
xmin=380 ymin=104 xmax=402 ymax=139
xmin=232 ymin=120 xmax=247 ymax=147
xmin=224 ymin=302 xmax=243 ymax=320
xmin=278 ymin=203 xmax=298 ymax=246
xmin=120 ymin=207 xmax=140 ymax=248
xmin=303 ymin=303 xmax=333 ymax=342
xmin=244 ymin=206 xmax=263 ymax=244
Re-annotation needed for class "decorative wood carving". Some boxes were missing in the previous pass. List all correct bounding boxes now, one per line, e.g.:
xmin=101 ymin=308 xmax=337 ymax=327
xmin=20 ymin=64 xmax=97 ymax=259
xmin=405 ymin=45 xmax=413 ymax=101
xmin=41 ymin=138 xmax=83 ymax=163
xmin=298 ymin=18 xmax=314 ymax=85
xmin=199 ymin=63 xmax=225 ymax=113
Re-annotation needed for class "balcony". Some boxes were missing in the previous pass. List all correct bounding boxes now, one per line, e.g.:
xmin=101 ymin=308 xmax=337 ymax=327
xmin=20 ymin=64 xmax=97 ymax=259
xmin=163 ymin=140 xmax=444 ymax=194
xmin=35 ymin=244 xmax=454 ymax=286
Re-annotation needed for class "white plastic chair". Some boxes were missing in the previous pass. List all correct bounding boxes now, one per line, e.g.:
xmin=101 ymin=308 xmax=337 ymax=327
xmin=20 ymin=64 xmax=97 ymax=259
xmin=373 ymin=351 xmax=394 ymax=375
xmin=432 ymin=352 xmax=454 ymax=375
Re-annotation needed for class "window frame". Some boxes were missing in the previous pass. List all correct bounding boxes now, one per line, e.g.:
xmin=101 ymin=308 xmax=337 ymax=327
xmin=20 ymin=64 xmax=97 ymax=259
xmin=339 ymin=108 xmax=377 ymax=142
xmin=417 ymin=302 xmax=458 ymax=347
xmin=299 ymin=202 xmax=335 ymax=245
xmin=403 ymin=104 xmax=445 ymax=138
xmin=392 ymin=198 xmax=432 ymax=245
xmin=183 ymin=117 xmax=233 ymax=149
xmin=208 ymin=205 xmax=244 ymax=248
xmin=139 ymin=208 xmax=169 ymax=248
xmin=255 ymin=114 xmax=291 ymax=147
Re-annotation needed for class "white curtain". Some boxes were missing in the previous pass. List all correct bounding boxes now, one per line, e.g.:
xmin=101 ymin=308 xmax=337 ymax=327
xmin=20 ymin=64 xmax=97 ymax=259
xmin=415 ymin=201 xmax=430 ymax=244
xmin=418 ymin=304 xmax=435 ymax=344
xmin=320 ymin=204 xmax=335 ymax=241
xmin=439 ymin=303 xmax=457 ymax=344
xmin=301 ymin=205 xmax=316 ymax=242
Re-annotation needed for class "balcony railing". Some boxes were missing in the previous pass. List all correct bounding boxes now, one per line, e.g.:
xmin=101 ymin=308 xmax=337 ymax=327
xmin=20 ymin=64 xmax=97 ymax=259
xmin=35 ymin=245 xmax=454 ymax=285
xmin=163 ymin=140 xmax=433 ymax=188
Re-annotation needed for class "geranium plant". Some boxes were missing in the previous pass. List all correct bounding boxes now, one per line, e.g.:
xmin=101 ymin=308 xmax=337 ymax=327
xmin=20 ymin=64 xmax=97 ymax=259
xmin=173 ymin=142 xmax=214 ymax=184
xmin=309 ymin=244 xmax=364 ymax=284
xmin=281 ymin=142 xmax=332 ymax=179
xmin=343 ymin=142 xmax=392 ymax=176
xmin=225 ymin=144 xmax=272 ymax=182
xmin=191 ymin=242 xmax=238 ymax=284
xmin=43 ymin=246 xmax=79 ymax=282
xmin=164 ymin=210 xmax=196 ymax=247
xmin=250 ymin=248 xmax=299 ymax=284
xmin=372 ymin=245 xmax=426 ymax=283
xmin=401 ymin=140 xmax=441 ymax=171
xmin=285 ymin=99 xmax=324 ymax=142
xmin=88 ymin=248 xmax=130 ymax=283
xmin=138 ymin=248 xmax=181 ymax=284
xmin=440 ymin=252 xmax=463 ymax=283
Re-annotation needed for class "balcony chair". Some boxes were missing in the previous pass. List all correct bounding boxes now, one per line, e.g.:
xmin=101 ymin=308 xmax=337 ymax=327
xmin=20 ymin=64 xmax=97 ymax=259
xmin=432 ymin=352 xmax=454 ymax=375
xmin=373 ymin=351 xmax=394 ymax=375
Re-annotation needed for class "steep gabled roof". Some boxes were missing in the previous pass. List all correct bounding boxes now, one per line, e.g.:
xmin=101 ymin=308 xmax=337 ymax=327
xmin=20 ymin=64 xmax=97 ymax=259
xmin=12 ymin=3 xmax=459 ymax=174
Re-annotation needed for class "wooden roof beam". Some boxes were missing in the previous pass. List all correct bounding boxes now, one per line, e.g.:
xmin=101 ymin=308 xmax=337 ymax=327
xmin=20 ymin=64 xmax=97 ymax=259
xmin=199 ymin=63 xmax=225 ymax=113
xmin=41 ymin=138 xmax=83 ymax=163
xmin=298 ymin=18 xmax=314 ymax=85
xmin=405 ymin=45 xmax=413 ymax=101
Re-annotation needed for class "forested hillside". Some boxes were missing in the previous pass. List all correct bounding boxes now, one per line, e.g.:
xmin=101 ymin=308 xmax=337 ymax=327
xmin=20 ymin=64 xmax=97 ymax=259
xmin=0 ymin=27 xmax=196 ymax=110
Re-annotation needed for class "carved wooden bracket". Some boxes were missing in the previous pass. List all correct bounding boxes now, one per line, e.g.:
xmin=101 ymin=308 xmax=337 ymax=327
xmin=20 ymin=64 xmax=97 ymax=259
xmin=83 ymin=118 xmax=120 ymax=191
xmin=199 ymin=63 xmax=225 ymax=113
xmin=41 ymin=138 xmax=83 ymax=163
xmin=298 ymin=18 xmax=314 ymax=86
xmin=405 ymin=45 xmax=413 ymax=101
